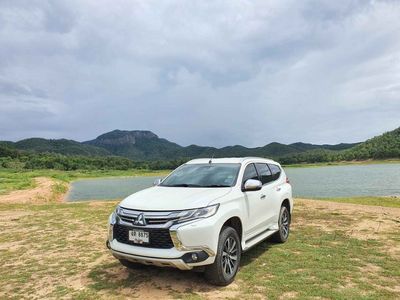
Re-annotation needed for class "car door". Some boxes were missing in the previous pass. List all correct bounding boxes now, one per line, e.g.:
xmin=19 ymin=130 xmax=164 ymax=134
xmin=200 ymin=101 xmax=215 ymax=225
xmin=241 ymin=163 xmax=265 ymax=236
xmin=267 ymin=163 xmax=285 ymax=225
xmin=255 ymin=163 xmax=276 ymax=228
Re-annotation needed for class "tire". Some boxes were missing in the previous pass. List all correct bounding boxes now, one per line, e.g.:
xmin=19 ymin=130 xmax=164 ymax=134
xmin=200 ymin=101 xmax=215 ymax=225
xmin=271 ymin=205 xmax=291 ymax=243
xmin=119 ymin=259 xmax=146 ymax=269
xmin=204 ymin=226 xmax=241 ymax=286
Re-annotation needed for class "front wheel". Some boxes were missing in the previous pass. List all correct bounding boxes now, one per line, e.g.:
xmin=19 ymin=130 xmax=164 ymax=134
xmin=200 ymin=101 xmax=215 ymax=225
xmin=204 ymin=226 xmax=241 ymax=286
xmin=271 ymin=205 xmax=291 ymax=243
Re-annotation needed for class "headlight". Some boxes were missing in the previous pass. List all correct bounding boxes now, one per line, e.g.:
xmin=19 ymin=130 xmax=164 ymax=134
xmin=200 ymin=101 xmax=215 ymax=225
xmin=109 ymin=207 xmax=118 ymax=225
xmin=108 ymin=206 xmax=119 ymax=241
xmin=174 ymin=204 xmax=219 ymax=224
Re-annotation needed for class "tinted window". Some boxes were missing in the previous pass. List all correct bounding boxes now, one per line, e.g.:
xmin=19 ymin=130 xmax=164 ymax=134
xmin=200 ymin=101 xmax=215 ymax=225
xmin=161 ymin=163 xmax=240 ymax=187
xmin=242 ymin=163 xmax=258 ymax=184
xmin=255 ymin=163 xmax=273 ymax=184
xmin=268 ymin=164 xmax=281 ymax=180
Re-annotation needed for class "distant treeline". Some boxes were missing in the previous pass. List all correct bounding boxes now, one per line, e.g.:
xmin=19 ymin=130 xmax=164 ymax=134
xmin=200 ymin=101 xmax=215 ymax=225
xmin=0 ymin=147 xmax=187 ymax=170
xmin=279 ymin=127 xmax=400 ymax=164
xmin=0 ymin=127 xmax=398 ymax=170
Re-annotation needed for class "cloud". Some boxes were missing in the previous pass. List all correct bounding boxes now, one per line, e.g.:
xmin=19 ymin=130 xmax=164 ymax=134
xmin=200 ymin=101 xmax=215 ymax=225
xmin=0 ymin=0 xmax=399 ymax=146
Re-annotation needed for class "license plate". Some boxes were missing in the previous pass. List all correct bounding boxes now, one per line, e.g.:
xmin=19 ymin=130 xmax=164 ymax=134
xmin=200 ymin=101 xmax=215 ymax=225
xmin=128 ymin=229 xmax=149 ymax=244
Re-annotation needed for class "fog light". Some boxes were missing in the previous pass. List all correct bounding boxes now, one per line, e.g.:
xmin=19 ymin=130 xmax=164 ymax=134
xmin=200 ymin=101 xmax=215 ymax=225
xmin=181 ymin=251 xmax=209 ymax=263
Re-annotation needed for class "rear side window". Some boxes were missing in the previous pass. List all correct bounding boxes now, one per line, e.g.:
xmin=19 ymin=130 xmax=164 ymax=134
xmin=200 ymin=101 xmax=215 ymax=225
xmin=268 ymin=164 xmax=281 ymax=180
xmin=255 ymin=163 xmax=273 ymax=185
xmin=242 ymin=163 xmax=258 ymax=184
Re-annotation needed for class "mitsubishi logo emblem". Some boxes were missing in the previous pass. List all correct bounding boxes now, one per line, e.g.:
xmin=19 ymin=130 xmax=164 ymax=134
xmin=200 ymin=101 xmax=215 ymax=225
xmin=134 ymin=213 xmax=146 ymax=226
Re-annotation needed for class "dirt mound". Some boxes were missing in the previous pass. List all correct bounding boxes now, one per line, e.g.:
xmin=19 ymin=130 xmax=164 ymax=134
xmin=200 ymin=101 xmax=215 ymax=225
xmin=0 ymin=177 xmax=61 ymax=204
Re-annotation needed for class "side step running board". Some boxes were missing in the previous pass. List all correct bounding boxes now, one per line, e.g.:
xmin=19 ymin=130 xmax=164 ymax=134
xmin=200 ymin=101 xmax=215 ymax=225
xmin=243 ymin=229 xmax=277 ymax=251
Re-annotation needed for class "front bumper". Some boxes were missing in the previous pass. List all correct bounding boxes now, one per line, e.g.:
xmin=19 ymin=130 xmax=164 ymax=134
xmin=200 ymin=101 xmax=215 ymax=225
xmin=107 ymin=240 xmax=212 ymax=270
xmin=107 ymin=214 xmax=220 ymax=270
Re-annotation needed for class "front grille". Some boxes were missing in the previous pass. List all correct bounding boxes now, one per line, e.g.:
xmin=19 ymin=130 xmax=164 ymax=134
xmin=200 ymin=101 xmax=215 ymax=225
xmin=113 ymin=224 xmax=174 ymax=249
xmin=120 ymin=215 xmax=175 ymax=225
xmin=117 ymin=207 xmax=180 ymax=226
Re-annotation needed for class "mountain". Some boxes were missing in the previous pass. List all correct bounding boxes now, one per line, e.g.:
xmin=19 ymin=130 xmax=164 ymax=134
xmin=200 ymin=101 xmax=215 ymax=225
xmin=0 ymin=141 xmax=15 ymax=148
xmin=14 ymin=138 xmax=110 ymax=156
xmin=1 ymin=127 xmax=398 ymax=162
xmin=84 ymin=130 xmax=182 ymax=160
xmin=84 ymin=130 xmax=352 ymax=160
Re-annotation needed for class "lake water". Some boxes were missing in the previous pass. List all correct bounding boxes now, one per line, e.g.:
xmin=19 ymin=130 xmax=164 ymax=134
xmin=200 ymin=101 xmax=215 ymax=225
xmin=66 ymin=163 xmax=400 ymax=201
xmin=67 ymin=176 xmax=160 ymax=201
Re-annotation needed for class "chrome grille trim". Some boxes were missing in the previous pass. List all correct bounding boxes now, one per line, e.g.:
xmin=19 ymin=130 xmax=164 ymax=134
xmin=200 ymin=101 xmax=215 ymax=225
xmin=117 ymin=207 xmax=181 ymax=228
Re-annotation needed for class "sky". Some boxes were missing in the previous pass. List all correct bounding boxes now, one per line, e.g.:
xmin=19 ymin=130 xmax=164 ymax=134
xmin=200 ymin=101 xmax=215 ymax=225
xmin=0 ymin=0 xmax=399 ymax=147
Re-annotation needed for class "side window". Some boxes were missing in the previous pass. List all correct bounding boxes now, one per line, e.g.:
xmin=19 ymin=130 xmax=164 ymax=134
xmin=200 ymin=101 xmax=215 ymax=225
xmin=268 ymin=164 xmax=281 ymax=181
xmin=242 ymin=163 xmax=258 ymax=184
xmin=255 ymin=163 xmax=273 ymax=185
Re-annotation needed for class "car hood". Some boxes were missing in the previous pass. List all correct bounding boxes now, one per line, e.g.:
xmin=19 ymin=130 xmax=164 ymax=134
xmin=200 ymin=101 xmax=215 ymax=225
xmin=119 ymin=186 xmax=232 ymax=211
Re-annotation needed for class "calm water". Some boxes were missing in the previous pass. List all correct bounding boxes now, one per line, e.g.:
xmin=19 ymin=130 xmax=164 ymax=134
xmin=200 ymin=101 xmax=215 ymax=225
xmin=67 ymin=176 xmax=160 ymax=201
xmin=286 ymin=164 xmax=400 ymax=198
xmin=66 ymin=164 xmax=400 ymax=201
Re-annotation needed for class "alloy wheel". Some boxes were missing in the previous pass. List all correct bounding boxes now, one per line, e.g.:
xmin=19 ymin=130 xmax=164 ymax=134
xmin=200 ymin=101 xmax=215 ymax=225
xmin=222 ymin=236 xmax=238 ymax=277
xmin=281 ymin=208 xmax=290 ymax=239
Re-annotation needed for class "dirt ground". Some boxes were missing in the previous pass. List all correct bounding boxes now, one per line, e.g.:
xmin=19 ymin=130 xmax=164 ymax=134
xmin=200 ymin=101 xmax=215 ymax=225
xmin=295 ymin=198 xmax=400 ymax=260
xmin=0 ymin=180 xmax=399 ymax=299
xmin=0 ymin=177 xmax=60 ymax=204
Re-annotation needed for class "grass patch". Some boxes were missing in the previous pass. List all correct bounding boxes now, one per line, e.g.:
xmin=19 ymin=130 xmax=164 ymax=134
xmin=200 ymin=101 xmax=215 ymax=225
xmin=315 ymin=196 xmax=400 ymax=208
xmin=0 ymin=201 xmax=399 ymax=299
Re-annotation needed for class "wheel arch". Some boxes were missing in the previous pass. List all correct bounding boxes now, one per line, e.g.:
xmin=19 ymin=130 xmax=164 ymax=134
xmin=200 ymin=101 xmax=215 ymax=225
xmin=281 ymin=198 xmax=291 ymax=213
xmin=222 ymin=216 xmax=243 ymax=243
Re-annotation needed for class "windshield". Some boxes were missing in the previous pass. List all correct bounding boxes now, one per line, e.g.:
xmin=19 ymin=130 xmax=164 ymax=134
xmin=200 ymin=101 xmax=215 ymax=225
xmin=160 ymin=163 xmax=240 ymax=187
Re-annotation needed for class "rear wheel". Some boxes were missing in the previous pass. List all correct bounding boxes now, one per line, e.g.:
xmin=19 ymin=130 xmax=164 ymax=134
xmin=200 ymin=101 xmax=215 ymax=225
xmin=272 ymin=205 xmax=290 ymax=243
xmin=204 ymin=226 xmax=241 ymax=286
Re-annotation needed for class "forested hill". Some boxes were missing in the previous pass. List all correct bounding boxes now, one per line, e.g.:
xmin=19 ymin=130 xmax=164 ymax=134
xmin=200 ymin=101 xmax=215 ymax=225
xmin=342 ymin=127 xmax=400 ymax=159
xmin=277 ymin=127 xmax=400 ymax=164
xmin=1 ymin=129 xmax=360 ymax=161
xmin=0 ymin=127 xmax=398 ymax=170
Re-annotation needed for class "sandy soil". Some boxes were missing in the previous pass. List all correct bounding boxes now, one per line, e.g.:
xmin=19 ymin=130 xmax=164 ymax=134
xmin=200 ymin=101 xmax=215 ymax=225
xmin=0 ymin=177 xmax=58 ymax=204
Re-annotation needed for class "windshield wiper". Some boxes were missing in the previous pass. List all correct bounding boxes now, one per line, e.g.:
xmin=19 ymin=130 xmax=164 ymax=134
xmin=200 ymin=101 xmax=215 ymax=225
xmin=163 ymin=183 xmax=230 ymax=188
xmin=168 ymin=183 xmax=202 ymax=187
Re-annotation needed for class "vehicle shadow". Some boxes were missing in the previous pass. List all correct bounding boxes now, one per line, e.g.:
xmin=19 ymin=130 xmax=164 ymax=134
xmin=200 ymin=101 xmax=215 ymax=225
xmin=88 ymin=240 xmax=274 ymax=297
xmin=88 ymin=260 xmax=222 ymax=297
xmin=240 ymin=238 xmax=274 ymax=267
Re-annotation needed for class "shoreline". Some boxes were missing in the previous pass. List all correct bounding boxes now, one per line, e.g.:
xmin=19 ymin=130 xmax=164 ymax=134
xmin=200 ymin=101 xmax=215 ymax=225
xmin=1 ymin=177 xmax=399 ymax=209
xmin=283 ymin=159 xmax=400 ymax=168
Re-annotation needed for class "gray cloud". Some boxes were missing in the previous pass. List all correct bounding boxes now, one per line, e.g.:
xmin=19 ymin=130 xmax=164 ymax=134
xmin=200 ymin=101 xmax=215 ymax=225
xmin=0 ymin=0 xmax=399 ymax=146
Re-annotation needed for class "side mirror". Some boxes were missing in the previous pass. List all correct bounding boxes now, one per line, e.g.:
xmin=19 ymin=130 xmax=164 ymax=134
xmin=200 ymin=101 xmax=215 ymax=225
xmin=153 ymin=178 xmax=162 ymax=186
xmin=243 ymin=179 xmax=262 ymax=191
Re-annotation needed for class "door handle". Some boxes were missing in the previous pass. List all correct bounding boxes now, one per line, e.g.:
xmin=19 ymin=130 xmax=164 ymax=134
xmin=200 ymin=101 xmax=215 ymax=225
xmin=276 ymin=187 xmax=281 ymax=191
xmin=260 ymin=194 xmax=266 ymax=199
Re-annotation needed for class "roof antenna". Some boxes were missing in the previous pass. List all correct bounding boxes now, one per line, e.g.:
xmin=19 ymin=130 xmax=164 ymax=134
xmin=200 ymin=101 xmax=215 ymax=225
xmin=209 ymin=153 xmax=214 ymax=164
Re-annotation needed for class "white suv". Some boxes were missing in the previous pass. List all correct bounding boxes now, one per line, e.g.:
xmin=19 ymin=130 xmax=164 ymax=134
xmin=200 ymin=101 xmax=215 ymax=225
xmin=107 ymin=157 xmax=293 ymax=285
